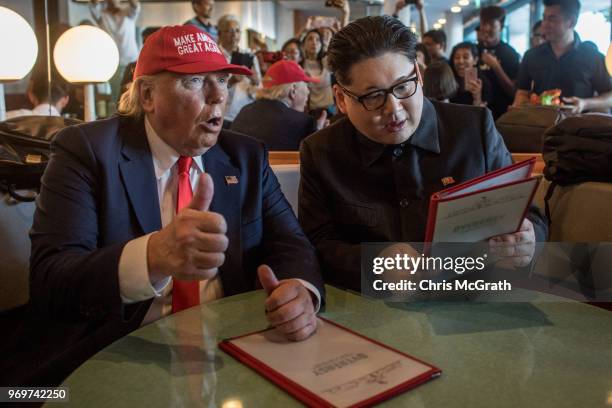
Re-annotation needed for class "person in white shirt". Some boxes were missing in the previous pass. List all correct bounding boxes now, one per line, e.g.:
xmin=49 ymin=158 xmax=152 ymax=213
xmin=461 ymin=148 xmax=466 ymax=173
xmin=89 ymin=0 xmax=141 ymax=104
xmin=5 ymin=71 xmax=70 ymax=119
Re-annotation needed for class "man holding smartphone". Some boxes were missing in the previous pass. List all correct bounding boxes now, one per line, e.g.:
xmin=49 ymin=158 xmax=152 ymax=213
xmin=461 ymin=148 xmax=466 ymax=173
xmin=477 ymin=6 xmax=520 ymax=118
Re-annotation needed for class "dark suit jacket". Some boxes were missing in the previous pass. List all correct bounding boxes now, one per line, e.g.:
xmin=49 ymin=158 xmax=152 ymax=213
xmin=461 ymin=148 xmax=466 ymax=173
xmin=230 ymin=99 xmax=317 ymax=151
xmin=2 ymin=115 xmax=323 ymax=386
xmin=299 ymin=99 xmax=548 ymax=291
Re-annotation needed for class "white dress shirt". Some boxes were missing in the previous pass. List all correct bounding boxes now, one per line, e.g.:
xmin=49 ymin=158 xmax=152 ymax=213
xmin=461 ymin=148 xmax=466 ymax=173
xmin=118 ymin=117 xmax=319 ymax=325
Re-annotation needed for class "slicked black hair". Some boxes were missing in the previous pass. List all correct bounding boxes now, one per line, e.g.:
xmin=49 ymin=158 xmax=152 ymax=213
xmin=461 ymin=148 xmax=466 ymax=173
xmin=327 ymin=16 xmax=417 ymax=85
xmin=544 ymin=0 xmax=581 ymax=24
xmin=480 ymin=6 xmax=506 ymax=27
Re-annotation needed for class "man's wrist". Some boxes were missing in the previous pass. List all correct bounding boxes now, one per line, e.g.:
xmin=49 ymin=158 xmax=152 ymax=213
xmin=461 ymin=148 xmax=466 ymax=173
xmin=146 ymin=232 xmax=168 ymax=284
xmin=293 ymin=279 xmax=321 ymax=313
xmin=581 ymin=98 xmax=592 ymax=111
xmin=118 ymin=233 xmax=169 ymax=303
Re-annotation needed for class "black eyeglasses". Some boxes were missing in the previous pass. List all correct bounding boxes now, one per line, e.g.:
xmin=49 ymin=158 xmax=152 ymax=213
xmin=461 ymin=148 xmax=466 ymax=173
xmin=337 ymin=77 xmax=419 ymax=111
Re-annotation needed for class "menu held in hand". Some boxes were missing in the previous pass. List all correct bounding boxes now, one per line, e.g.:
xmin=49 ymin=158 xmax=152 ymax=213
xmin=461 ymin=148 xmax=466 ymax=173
xmin=425 ymin=158 xmax=540 ymax=243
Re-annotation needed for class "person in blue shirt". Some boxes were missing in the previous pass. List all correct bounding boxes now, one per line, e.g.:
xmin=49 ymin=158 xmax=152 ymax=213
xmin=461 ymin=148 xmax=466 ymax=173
xmin=184 ymin=0 xmax=218 ymax=42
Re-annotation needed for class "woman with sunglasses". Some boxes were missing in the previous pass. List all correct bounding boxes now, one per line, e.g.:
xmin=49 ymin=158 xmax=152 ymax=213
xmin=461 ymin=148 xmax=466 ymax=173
xmin=298 ymin=16 xmax=547 ymax=292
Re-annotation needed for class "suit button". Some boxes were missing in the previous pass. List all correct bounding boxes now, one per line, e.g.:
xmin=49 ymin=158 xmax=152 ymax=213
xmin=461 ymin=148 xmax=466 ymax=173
xmin=393 ymin=147 xmax=403 ymax=157
xmin=399 ymin=198 xmax=409 ymax=208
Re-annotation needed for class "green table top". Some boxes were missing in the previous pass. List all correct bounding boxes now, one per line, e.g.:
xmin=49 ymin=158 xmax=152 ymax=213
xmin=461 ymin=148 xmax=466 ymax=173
xmin=59 ymin=286 xmax=612 ymax=407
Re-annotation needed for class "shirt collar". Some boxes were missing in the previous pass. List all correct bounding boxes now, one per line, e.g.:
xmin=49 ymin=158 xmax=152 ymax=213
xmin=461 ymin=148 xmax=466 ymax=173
xmin=357 ymin=97 xmax=440 ymax=167
xmin=194 ymin=17 xmax=213 ymax=28
xmin=571 ymin=31 xmax=582 ymax=49
xmin=144 ymin=116 xmax=204 ymax=179
xmin=544 ymin=31 xmax=582 ymax=55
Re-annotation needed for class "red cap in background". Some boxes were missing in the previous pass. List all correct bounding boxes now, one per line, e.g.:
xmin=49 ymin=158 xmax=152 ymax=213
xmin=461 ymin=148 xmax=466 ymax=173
xmin=262 ymin=60 xmax=319 ymax=88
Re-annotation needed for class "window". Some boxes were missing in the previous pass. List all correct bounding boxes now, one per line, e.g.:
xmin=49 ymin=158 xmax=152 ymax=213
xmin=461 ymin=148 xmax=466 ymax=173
xmin=576 ymin=10 xmax=611 ymax=55
xmin=506 ymin=3 xmax=530 ymax=57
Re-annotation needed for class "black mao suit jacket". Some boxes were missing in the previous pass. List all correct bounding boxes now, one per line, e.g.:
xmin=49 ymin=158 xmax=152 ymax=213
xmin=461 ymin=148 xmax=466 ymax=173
xmin=299 ymin=99 xmax=547 ymax=291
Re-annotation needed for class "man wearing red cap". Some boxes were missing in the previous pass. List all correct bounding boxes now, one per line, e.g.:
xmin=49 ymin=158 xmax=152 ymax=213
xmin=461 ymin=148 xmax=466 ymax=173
xmin=19 ymin=26 xmax=324 ymax=386
xmin=231 ymin=60 xmax=327 ymax=150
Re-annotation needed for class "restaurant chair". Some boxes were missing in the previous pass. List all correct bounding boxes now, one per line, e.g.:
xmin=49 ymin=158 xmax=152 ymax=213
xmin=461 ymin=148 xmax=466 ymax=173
xmin=0 ymin=190 xmax=35 ymax=312
xmin=271 ymin=163 xmax=300 ymax=214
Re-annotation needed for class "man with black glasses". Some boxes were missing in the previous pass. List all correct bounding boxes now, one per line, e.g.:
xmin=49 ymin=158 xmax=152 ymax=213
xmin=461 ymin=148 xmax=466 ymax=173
xmin=298 ymin=16 xmax=548 ymax=292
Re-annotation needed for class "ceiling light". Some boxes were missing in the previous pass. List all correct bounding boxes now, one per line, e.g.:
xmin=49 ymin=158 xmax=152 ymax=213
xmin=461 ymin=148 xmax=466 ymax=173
xmin=458 ymin=0 xmax=470 ymax=6
xmin=451 ymin=6 xmax=462 ymax=13
xmin=54 ymin=25 xmax=119 ymax=121
xmin=433 ymin=23 xmax=442 ymax=29
xmin=0 ymin=6 xmax=38 ymax=121
xmin=438 ymin=18 xmax=447 ymax=24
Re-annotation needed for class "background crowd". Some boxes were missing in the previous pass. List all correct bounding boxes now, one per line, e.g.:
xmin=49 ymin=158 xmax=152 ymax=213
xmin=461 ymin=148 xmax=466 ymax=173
xmin=6 ymin=0 xmax=611 ymax=151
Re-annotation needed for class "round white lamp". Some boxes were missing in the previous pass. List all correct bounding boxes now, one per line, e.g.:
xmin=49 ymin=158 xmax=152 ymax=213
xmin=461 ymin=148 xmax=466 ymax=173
xmin=0 ymin=6 xmax=38 ymax=121
xmin=54 ymin=25 xmax=119 ymax=122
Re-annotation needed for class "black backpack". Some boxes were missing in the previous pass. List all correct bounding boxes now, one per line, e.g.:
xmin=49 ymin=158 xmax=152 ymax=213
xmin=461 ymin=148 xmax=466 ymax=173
xmin=542 ymin=114 xmax=612 ymax=223
xmin=0 ymin=115 xmax=81 ymax=201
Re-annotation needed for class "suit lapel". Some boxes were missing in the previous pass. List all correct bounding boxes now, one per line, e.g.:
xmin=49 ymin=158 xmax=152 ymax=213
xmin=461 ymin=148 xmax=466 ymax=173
xmin=203 ymin=143 xmax=245 ymax=295
xmin=118 ymin=118 xmax=162 ymax=234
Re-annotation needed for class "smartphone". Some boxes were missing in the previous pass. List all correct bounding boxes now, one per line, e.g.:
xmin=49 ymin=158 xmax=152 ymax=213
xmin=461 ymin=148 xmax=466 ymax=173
xmin=464 ymin=67 xmax=477 ymax=85
xmin=230 ymin=52 xmax=255 ymax=69
xmin=311 ymin=16 xmax=337 ymax=28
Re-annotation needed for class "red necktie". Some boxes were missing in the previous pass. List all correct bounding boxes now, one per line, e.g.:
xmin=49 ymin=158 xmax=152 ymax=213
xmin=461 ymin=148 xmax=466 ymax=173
xmin=171 ymin=156 xmax=200 ymax=313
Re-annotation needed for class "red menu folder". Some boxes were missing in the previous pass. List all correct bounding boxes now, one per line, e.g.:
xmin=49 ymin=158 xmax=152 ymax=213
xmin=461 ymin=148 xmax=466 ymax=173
xmin=220 ymin=317 xmax=441 ymax=408
xmin=424 ymin=158 xmax=540 ymax=243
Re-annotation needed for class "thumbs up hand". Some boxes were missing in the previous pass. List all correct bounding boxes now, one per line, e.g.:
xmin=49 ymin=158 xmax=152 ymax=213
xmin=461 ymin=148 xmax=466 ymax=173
xmin=258 ymin=265 xmax=317 ymax=341
xmin=148 ymin=172 xmax=229 ymax=283
xmin=258 ymin=264 xmax=280 ymax=294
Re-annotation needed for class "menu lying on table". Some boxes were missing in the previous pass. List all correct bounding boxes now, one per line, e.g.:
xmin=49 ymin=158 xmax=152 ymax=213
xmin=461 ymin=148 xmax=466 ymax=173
xmin=219 ymin=317 xmax=441 ymax=408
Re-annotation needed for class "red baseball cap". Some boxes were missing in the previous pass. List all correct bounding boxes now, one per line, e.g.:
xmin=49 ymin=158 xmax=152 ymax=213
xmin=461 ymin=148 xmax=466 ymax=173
xmin=262 ymin=60 xmax=320 ymax=88
xmin=133 ymin=25 xmax=253 ymax=79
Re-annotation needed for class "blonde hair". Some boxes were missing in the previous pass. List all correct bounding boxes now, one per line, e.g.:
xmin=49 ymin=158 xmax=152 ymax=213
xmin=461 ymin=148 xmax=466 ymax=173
xmin=117 ymin=74 xmax=157 ymax=118
xmin=255 ymin=82 xmax=294 ymax=102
